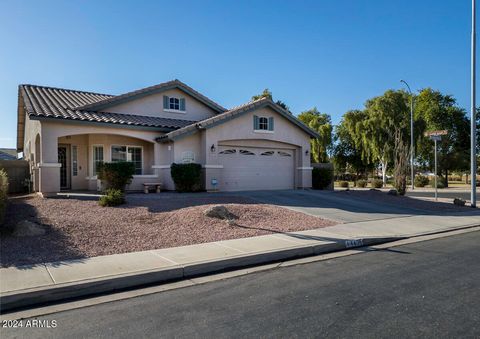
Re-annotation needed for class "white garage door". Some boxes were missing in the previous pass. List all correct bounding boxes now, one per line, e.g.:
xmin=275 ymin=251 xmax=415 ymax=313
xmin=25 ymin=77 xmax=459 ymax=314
xmin=218 ymin=146 xmax=295 ymax=191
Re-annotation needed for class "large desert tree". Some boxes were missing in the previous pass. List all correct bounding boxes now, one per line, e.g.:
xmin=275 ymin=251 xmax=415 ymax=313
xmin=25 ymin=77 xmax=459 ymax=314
xmin=358 ymin=90 xmax=411 ymax=184
xmin=298 ymin=107 xmax=333 ymax=163
xmin=333 ymin=110 xmax=372 ymax=178
xmin=415 ymin=88 xmax=470 ymax=186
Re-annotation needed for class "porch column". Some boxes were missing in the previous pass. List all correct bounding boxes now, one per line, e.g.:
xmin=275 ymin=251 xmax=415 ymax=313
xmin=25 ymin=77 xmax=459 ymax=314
xmin=296 ymin=145 xmax=313 ymax=189
xmin=39 ymin=133 xmax=60 ymax=196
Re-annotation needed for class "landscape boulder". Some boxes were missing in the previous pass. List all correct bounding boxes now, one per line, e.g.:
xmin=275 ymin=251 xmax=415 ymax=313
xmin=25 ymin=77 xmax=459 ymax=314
xmin=204 ymin=205 xmax=238 ymax=221
xmin=453 ymin=198 xmax=466 ymax=206
xmin=13 ymin=220 xmax=46 ymax=237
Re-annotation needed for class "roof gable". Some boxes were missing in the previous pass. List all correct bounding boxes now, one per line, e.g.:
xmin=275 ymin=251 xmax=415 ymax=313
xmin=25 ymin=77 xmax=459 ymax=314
xmin=157 ymin=98 xmax=320 ymax=142
xmin=75 ymin=79 xmax=226 ymax=114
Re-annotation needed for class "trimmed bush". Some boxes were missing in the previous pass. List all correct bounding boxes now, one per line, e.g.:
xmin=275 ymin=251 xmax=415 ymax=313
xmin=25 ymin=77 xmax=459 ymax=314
xmin=312 ymin=167 xmax=333 ymax=190
xmin=339 ymin=181 xmax=349 ymax=188
xmin=357 ymin=179 xmax=367 ymax=188
xmin=99 ymin=189 xmax=125 ymax=207
xmin=430 ymin=177 xmax=445 ymax=189
xmin=171 ymin=163 xmax=202 ymax=192
xmin=414 ymin=175 xmax=430 ymax=188
xmin=97 ymin=162 xmax=135 ymax=191
xmin=0 ymin=169 xmax=8 ymax=225
xmin=372 ymin=179 xmax=383 ymax=188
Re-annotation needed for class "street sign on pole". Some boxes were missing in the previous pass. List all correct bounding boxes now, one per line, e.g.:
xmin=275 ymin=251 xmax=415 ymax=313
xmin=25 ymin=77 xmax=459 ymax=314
xmin=425 ymin=131 xmax=447 ymax=201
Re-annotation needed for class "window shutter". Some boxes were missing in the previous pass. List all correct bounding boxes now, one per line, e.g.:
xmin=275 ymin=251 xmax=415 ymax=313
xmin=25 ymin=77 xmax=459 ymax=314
xmin=163 ymin=96 xmax=169 ymax=109
xmin=253 ymin=115 xmax=259 ymax=130
xmin=180 ymin=98 xmax=186 ymax=111
xmin=268 ymin=117 xmax=274 ymax=131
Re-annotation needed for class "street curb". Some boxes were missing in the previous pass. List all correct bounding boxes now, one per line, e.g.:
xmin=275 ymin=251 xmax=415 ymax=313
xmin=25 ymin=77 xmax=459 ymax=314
xmin=0 ymin=236 xmax=400 ymax=313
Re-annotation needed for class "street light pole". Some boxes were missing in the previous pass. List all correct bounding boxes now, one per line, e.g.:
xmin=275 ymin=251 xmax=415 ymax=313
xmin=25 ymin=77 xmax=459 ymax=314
xmin=401 ymin=80 xmax=415 ymax=190
xmin=471 ymin=0 xmax=477 ymax=208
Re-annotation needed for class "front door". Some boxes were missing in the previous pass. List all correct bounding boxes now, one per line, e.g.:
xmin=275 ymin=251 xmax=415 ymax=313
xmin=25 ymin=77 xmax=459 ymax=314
xmin=58 ymin=145 xmax=70 ymax=189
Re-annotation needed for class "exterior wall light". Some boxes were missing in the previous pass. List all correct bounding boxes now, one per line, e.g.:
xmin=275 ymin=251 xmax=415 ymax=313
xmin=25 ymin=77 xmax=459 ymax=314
xmin=211 ymin=144 xmax=216 ymax=153
xmin=305 ymin=150 xmax=309 ymax=156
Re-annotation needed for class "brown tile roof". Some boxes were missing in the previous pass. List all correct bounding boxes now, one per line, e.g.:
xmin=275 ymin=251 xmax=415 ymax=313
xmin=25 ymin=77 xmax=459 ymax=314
xmin=157 ymin=97 xmax=320 ymax=142
xmin=19 ymin=84 xmax=196 ymax=129
xmin=76 ymin=79 xmax=227 ymax=113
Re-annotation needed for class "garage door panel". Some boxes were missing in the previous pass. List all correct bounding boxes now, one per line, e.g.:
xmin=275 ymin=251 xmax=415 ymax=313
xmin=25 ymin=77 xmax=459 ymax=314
xmin=219 ymin=146 xmax=294 ymax=191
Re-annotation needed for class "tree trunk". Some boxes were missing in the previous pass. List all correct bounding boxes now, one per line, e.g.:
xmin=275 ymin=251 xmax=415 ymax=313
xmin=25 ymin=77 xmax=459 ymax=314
xmin=444 ymin=168 xmax=449 ymax=188
xmin=381 ymin=162 xmax=387 ymax=186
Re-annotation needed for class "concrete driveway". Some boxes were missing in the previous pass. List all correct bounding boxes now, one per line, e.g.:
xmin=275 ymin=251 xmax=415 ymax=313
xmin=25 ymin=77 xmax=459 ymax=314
xmin=233 ymin=189 xmax=477 ymax=223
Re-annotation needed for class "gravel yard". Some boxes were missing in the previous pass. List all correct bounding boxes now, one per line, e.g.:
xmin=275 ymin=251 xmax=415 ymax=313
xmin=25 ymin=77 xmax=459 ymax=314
xmin=0 ymin=194 xmax=337 ymax=267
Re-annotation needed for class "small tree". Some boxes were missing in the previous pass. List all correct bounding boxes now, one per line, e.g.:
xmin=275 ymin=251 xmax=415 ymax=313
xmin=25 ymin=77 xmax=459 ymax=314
xmin=97 ymin=162 xmax=135 ymax=191
xmin=393 ymin=129 xmax=410 ymax=195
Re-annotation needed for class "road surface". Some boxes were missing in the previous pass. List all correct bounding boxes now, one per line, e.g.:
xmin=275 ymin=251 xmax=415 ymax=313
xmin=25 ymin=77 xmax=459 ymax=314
xmin=3 ymin=231 xmax=480 ymax=338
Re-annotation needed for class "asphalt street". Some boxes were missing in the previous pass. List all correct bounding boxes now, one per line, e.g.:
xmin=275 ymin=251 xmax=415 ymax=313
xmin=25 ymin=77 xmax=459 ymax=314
xmin=3 ymin=231 xmax=480 ymax=339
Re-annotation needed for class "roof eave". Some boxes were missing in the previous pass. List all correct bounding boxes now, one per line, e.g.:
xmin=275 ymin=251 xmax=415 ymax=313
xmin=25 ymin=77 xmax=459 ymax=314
xmin=29 ymin=115 xmax=178 ymax=133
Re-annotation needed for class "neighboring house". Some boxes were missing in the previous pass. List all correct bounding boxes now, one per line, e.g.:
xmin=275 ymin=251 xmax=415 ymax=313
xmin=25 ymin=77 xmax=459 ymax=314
xmin=0 ymin=148 xmax=17 ymax=160
xmin=16 ymin=79 xmax=318 ymax=196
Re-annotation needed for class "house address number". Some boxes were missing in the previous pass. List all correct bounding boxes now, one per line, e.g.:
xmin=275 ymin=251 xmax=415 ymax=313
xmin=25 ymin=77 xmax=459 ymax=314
xmin=345 ymin=239 xmax=363 ymax=248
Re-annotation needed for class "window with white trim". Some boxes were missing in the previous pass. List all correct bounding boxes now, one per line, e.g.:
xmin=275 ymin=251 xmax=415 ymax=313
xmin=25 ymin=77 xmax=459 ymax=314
xmin=258 ymin=117 xmax=268 ymax=130
xmin=254 ymin=115 xmax=274 ymax=131
xmin=164 ymin=95 xmax=186 ymax=112
xmin=182 ymin=151 xmax=195 ymax=164
xmin=92 ymin=145 xmax=103 ymax=176
xmin=111 ymin=145 xmax=143 ymax=175
xmin=169 ymin=97 xmax=180 ymax=110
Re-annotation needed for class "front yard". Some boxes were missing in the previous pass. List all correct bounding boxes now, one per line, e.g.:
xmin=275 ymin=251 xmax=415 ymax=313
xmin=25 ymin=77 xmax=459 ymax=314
xmin=0 ymin=194 xmax=338 ymax=267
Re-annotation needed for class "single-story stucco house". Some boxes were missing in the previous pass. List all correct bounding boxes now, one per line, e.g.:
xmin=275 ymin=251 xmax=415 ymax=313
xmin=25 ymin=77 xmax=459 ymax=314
xmin=16 ymin=80 xmax=318 ymax=196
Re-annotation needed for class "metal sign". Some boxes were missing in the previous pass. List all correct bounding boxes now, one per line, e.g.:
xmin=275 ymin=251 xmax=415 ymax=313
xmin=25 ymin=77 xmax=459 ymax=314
xmin=424 ymin=130 xmax=448 ymax=137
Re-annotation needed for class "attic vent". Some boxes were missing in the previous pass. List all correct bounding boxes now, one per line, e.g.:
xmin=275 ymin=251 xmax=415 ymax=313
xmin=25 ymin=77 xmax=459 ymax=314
xmin=219 ymin=149 xmax=236 ymax=155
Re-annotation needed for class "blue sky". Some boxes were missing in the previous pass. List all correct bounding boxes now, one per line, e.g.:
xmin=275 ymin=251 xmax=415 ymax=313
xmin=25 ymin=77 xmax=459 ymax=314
xmin=0 ymin=0 xmax=474 ymax=148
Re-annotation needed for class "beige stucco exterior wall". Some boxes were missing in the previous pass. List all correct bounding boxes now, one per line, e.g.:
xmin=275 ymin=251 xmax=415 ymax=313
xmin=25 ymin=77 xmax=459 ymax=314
xmin=199 ymin=107 xmax=312 ymax=190
xmin=26 ymin=121 xmax=169 ymax=193
xmin=103 ymin=88 xmax=218 ymax=121
xmin=21 ymin=104 xmax=312 ymax=194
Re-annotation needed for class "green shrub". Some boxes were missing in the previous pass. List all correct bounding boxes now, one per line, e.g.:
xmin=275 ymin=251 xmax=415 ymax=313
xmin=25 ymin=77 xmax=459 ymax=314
xmin=0 ymin=169 xmax=8 ymax=225
xmin=312 ymin=167 xmax=334 ymax=190
xmin=372 ymin=179 xmax=383 ymax=188
xmin=99 ymin=189 xmax=125 ymax=207
xmin=170 ymin=163 xmax=202 ymax=192
xmin=357 ymin=179 xmax=367 ymax=188
xmin=339 ymin=181 xmax=349 ymax=188
xmin=430 ymin=177 xmax=445 ymax=189
xmin=97 ymin=162 xmax=135 ymax=191
xmin=414 ymin=175 xmax=430 ymax=188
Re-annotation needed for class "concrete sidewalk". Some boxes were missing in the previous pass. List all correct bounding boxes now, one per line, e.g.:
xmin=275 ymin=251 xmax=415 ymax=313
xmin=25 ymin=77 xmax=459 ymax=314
xmin=1 ymin=212 xmax=480 ymax=312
